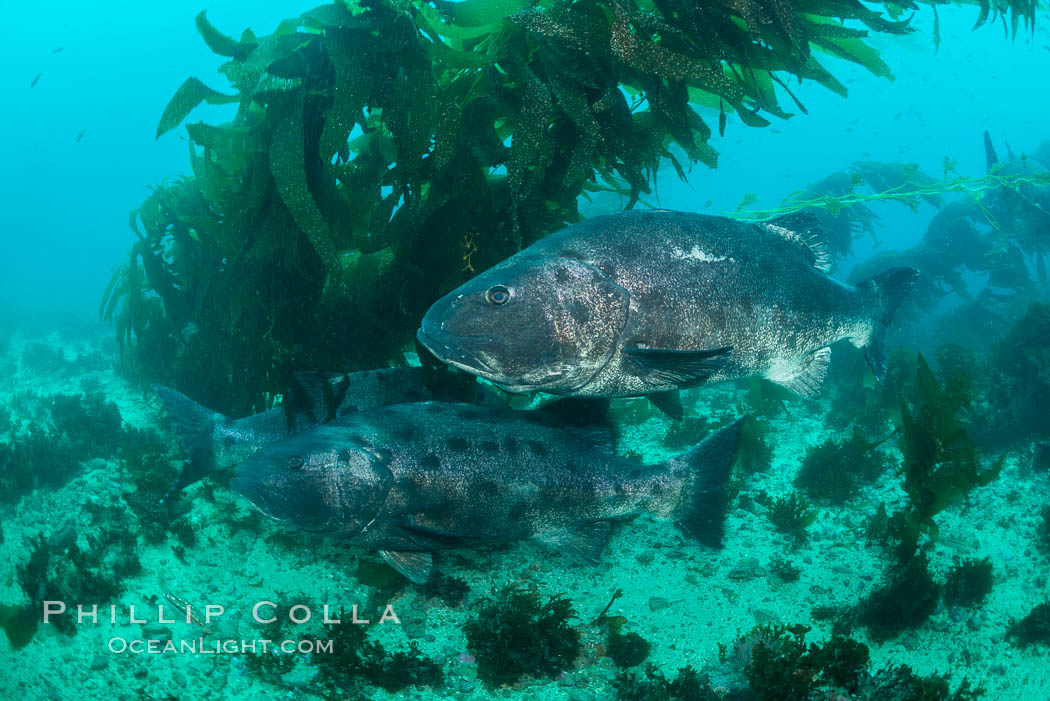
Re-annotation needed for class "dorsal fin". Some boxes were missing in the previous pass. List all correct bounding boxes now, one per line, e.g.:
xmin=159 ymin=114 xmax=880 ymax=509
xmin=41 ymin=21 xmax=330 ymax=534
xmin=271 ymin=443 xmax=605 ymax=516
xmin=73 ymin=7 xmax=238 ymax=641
xmin=760 ymin=212 xmax=831 ymax=272
xmin=529 ymin=398 xmax=618 ymax=453
xmin=984 ymin=130 xmax=999 ymax=173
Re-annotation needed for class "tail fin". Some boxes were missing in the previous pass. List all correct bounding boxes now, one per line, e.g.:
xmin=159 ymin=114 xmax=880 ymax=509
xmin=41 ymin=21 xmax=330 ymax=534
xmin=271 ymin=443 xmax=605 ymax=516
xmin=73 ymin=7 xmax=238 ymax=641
xmin=667 ymin=419 xmax=742 ymax=548
xmin=153 ymin=385 xmax=225 ymax=500
xmin=856 ymin=266 xmax=919 ymax=382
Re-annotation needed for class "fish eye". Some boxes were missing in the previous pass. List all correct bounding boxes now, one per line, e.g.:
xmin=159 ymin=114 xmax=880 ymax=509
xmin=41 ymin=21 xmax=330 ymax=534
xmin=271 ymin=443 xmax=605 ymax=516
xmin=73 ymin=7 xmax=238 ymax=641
xmin=287 ymin=455 xmax=305 ymax=471
xmin=485 ymin=285 xmax=512 ymax=306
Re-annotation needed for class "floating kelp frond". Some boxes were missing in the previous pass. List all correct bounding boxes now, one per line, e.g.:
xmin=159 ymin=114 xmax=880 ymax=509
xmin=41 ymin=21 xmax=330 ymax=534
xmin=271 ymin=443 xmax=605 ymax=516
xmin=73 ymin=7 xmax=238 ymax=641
xmin=730 ymin=169 xmax=1050 ymax=223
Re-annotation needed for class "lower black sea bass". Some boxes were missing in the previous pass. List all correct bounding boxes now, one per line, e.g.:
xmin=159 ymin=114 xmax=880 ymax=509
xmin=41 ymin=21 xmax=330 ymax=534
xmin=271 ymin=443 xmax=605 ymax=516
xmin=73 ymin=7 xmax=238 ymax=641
xmin=230 ymin=402 xmax=741 ymax=583
xmin=417 ymin=210 xmax=917 ymax=416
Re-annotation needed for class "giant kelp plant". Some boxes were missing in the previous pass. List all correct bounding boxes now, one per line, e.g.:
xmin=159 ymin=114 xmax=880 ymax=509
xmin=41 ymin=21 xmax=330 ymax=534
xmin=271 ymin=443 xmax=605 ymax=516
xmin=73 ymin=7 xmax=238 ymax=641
xmin=101 ymin=0 xmax=1037 ymax=413
xmin=885 ymin=354 xmax=1002 ymax=560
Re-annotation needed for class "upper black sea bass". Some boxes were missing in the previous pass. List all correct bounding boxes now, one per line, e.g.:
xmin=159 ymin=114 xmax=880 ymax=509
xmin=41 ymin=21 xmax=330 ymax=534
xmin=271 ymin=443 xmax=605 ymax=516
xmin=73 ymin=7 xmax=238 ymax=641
xmin=418 ymin=210 xmax=917 ymax=413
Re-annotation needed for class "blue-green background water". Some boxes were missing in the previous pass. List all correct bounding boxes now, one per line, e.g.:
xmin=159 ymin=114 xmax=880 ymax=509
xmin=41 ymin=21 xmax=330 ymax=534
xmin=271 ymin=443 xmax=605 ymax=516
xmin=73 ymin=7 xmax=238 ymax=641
xmin=2 ymin=4 xmax=1049 ymax=326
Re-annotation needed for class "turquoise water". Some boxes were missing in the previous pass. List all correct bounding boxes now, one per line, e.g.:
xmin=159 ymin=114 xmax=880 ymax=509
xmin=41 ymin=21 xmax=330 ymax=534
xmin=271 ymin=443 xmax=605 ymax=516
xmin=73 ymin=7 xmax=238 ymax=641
xmin=2 ymin=1 xmax=1050 ymax=699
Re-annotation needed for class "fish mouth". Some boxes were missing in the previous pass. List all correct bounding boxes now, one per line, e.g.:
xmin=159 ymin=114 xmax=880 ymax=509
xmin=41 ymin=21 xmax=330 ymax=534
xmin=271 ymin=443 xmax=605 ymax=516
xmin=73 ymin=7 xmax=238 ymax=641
xmin=230 ymin=476 xmax=329 ymax=533
xmin=416 ymin=328 xmax=498 ymax=378
xmin=230 ymin=476 xmax=284 ymax=521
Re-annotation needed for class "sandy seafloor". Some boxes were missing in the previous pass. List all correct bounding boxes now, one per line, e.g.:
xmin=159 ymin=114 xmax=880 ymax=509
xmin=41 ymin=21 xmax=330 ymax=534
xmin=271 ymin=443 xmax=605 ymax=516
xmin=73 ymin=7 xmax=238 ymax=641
xmin=0 ymin=329 xmax=1048 ymax=701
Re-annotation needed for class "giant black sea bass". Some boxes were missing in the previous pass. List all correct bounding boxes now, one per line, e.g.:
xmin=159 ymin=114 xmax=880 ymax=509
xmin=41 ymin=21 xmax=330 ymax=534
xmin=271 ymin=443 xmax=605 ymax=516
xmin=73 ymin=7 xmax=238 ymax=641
xmin=230 ymin=402 xmax=741 ymax=583
xmin=417 ymin=210 xmax=918 ymax=415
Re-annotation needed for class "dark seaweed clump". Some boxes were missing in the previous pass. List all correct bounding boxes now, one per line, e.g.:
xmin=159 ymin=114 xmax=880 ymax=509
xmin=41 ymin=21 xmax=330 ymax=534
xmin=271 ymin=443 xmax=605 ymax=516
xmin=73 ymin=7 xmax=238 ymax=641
xmin=864 ymin=665 xmax=984 ymax=701
xmin=0 ymin=390 xmax=130 ymax=506
xmin=1031 ymin=443 xmax=1050 ymax=473
xmin=720 ymin=625 xmax=870 ymax=699
xmin=4 ymin=516 xmax=141 ymax=647
xmin=0 ymin=428 xmax=81 ymax=505
xmin=766 ymin=492 xmax=817 ymax=546
xmin=614 ymin=664 xmax=720 ymax=701
xmin=463 ymin=585 xmax=581 ymax=687
xmin=241 ymin=646 xmax=297 ymax=683
xmin=1036 ymin=505 xmax=1050 ymax=555
xmin=0 ymin=402 xmax=12 ymax=435
xmin=117 ymin=421 xmax=200 ymax=549
xmin=855 ymin=553 xmax=941 ymax=641
xmin=737 ymin=416 xmax=774 ymax=474
xmin=943 ymin=557 xmax=994 ymax=609
xmin=20 ymin=341 xmax=69 ymax=374
xmin=741 ymin=624 xmax=825 ymax=700
xmin=714 ymin=625 xmax=867 ymax=699
xmin=50 ymin=391 xmax=124 ymax=457
xmin=984 ymin=303 xmax=1050 ymax=447
xmin=795 ymin=430 xmax=893 ymax=505
xmin=1007 ymin=602 xmax=1050 ymax=648
xmin=886 ymin=354 xmax=1001 ymax=561
xmin=1 ymin=386 xmax=197 ymax=553
xmin=310 ymin=612 xmax=443 ymax=693
xmin=608 ymin=631 xmax=652 ymax=669
xmin=824 ymin=342 xmax=894 ymax=434
xmin=422 ymin=572 xmax=470 ymax=608
xmin=706 ymin=624 xmax=980 ymax=701
xmin=768 ymin=556 xmax=802 ymax=583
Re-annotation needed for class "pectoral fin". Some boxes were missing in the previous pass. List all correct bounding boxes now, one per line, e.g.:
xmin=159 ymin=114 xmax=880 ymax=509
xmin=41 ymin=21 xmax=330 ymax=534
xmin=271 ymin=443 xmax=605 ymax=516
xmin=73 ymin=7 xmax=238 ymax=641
xmin=646 ymin=390 xmax=684 ymax=420
xmin=539 ymin=521 xmax=613 ymax=564
xmin=378 ymin=550 xmax=433 ymax=584
xmin=766 ymin=347 xmax=831 ymax=399
xmin=624 ymin=345 xmax=732 ymax=388
xmin=399 ymin=517 xmax=472 ymax=547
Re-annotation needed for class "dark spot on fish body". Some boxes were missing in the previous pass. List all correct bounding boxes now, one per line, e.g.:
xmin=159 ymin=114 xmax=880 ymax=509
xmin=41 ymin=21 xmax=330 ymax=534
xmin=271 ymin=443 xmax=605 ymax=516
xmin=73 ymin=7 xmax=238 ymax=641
xmin=426 ymin=404 xmax=443 ymax=414
xmin=446 ymin=436 xmax=470 ymax=452
xmin=539 ymin=484 xmax=571 ymax=502
xmin=480 ymin=440 xmax=499 ymax=453
xmin=527 ymin=440 xmax=547 ymax=456
xmin=503 ymin=436 xmax=520 ymax=453
xmin=419 ymin=453 xmax=442 ymax=469
xmin=504 ymin=501 xmax=530 ymax=528
xmin=393 ymin=425 xmax=415 ymax=443
xmin=555 ymin=267 xmax=571 ymax=284
xmin=566 ymin=300 xmax=590 ymax=324
xmin=477 ymin=480 xmax=501 ymax=499
xmin=221 ymin=435 xmax=237 ymax=447
xmin=456 ymin=408 xmax=480 ymax=421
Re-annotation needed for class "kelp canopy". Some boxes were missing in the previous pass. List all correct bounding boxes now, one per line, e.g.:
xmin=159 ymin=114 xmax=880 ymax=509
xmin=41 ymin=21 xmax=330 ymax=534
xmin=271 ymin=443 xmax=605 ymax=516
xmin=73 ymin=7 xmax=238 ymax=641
xmin=102 ymin=0 xmax=1038 ymax=415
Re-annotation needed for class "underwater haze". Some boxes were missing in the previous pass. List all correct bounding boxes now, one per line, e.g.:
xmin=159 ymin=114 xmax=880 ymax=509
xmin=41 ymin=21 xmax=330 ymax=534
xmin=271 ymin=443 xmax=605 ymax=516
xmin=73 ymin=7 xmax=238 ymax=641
xmin=2 ymin=0 xmax=1050 ymax=699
